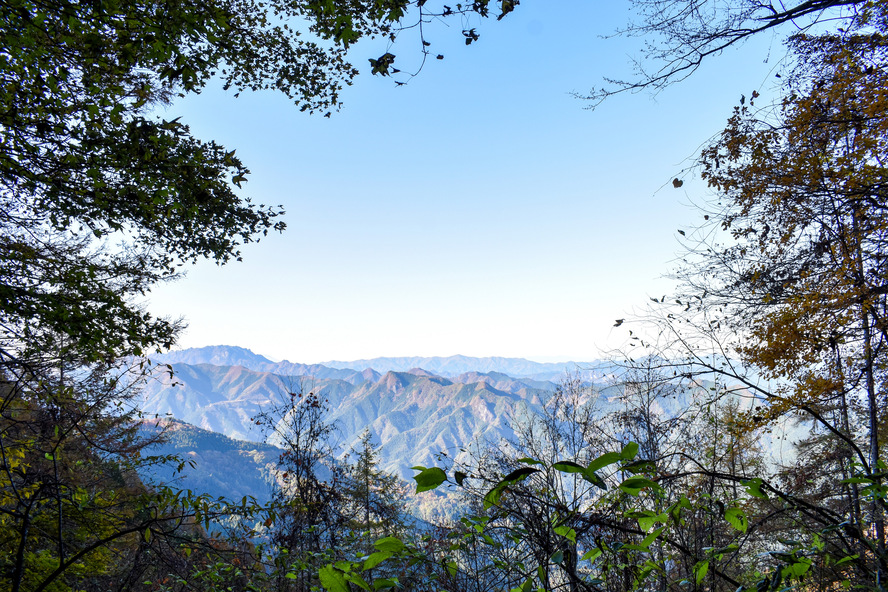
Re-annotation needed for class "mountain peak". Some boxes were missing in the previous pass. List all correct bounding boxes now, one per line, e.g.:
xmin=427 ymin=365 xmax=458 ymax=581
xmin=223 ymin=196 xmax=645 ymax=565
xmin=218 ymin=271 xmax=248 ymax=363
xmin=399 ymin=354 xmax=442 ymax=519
xmin=152 ymin=345 xmax=275 ymax=369
xmin=361 ymin=368 xmax=381 ymax=381
xmin=378 ymin=371 xmax=410 ymax=393
xmin=150 ymin=346 xmax=603 ymax=381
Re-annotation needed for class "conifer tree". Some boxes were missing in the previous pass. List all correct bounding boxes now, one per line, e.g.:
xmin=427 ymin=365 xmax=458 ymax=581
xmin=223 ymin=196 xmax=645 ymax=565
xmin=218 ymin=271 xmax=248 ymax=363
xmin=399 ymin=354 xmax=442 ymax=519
xmin=343 ymin=429 xmax=407 ymax=543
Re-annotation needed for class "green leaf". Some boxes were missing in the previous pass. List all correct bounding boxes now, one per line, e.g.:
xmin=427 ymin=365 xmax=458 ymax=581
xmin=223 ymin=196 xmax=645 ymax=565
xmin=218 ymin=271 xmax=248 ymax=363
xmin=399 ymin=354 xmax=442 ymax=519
xmin=841 ymin=476 xmax=872 ymax=484
xmin=502 ymin=467 xmax=539 ymax=482
xmin=510 ymin=579 xmax=533 ymax=592
xmin=621 ymin=441 xmax=639 ymax=460
xmin=553 ymin=525 xmax=577 ymax=543
xmin=587 ymin=451 xmax=622 ymax=473
xmin=363 ymin=551 xmax=392 ymax=570
xmin=554 ymin=461 xmax=607 ymax=487
xmin=667 ymin=496 xmax=692 ymax=522
xmin=483 ymin=484 xmax=508 ymax=509
xmin=782 ymin=558 xmax=812 ymax=578
xmin=742 ymin=478 xmax=769 ymax=499
xmin=640 ymin=527 xmax=665 ymax=549
xmin=582 ymin=470 xmax=607 ymax=490
xmin=516 ymin=457 xmax=544 ymax=465
xmin=552 ymin=461 xmax=585 ymax=473
xmin=345 ymin=572 xmax=371 ymax=591
xmin=724 ymin=507 xmax=748 ymax=533
xmin=694 ymin=560 xmax=709 ymax=584
xmin=632 ymin=510 xmax=669 ymax=532
xmin=551 ymin=550 xmax=564 ymax=564
xmin=622 ymin=459 xmax=656 ymax=474
xmin=619 ymin=477 xmax=661 ymax=496
xmin=483 ymin=467 xmax=539 ymax=509
xmin=581 ymin=548 xmax=602 ymax=562
xmin=374 ymin=537 xmax=405 ymax=553
xmin=412 ymin=467 xmax=447 ymax=492
xmin=373 ymin=578 xmax=397 ymax=590
xmin=711 ymin=544 xmax=739 ymax=556
xmin=835 ymin=554 xmax=859 ymax=566
xmin=319 ymin=565 xmax=349 ymax=592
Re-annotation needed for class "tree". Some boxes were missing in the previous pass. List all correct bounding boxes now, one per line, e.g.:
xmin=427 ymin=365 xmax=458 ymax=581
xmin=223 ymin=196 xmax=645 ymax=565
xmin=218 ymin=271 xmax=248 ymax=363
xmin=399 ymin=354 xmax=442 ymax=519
xmin=1 ymin=0 xmax=525 ymax=366
xmin=696 ymin=0 xmax=887 ymax=511
xmin=252 ymin=384 xmax=348 ymax=592
xmin=2 ymin=3 xmax=522 ymax=588
xmin=697 ymin=20 xmax=888 ymax=431
xmin=2 ymin=0 xmax=290 ymax=362
xmin=410 ymin=15 xmax=888 ymax=584
xmin=337 ymin=429 xmax=409 ymax=586
xmin=594 ymin=8 xmax=888 ymax=587
xmin=429 ymin=379 xmax=707 ymax=592
xmin=343 ymin=429 xmax=407 ymax=542
xmin=584 ymin=0 xmax=873 ymax=106
xmin=0 ymin=356 xmax=263 ymax=592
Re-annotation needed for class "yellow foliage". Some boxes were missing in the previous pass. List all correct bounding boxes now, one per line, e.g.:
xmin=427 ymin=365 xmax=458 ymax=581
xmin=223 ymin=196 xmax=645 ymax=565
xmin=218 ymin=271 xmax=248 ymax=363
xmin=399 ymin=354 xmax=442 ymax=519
xmin=698 ymin=9 xmax=888 ymax=430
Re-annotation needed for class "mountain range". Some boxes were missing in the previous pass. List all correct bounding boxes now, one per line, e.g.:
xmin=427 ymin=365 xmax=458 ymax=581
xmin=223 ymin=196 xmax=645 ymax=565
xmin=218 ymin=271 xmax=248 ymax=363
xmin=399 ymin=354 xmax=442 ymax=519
xmin=137 ymin=356 xmax=572 ymax=480
xmin=149 ymin=345 xmax=608 ymax=382
xmin=135 ymin=346 xmax=799 ymax=518
xmin=135 ymin=346 xmax=609 ymax=517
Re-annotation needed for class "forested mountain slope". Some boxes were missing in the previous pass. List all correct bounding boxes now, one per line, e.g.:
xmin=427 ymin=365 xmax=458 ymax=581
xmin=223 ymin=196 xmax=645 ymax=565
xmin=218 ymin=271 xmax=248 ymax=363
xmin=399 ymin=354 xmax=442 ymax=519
xmin=138 ymin=357 xmax=562 ymax=479
xmin=139 ymin=419 xmax=281 ymax=504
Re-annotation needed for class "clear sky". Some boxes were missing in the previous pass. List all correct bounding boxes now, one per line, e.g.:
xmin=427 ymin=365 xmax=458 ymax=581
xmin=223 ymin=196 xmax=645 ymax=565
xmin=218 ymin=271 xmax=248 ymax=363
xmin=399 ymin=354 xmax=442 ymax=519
xmin=146 ymin=1 xmax=783 ymax=364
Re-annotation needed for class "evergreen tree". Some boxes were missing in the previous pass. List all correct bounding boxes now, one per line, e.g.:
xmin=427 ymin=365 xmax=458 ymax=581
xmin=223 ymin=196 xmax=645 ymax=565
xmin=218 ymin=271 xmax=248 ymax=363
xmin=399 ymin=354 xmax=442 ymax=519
xmin=343 ymin=429 xmax=407 ymax=542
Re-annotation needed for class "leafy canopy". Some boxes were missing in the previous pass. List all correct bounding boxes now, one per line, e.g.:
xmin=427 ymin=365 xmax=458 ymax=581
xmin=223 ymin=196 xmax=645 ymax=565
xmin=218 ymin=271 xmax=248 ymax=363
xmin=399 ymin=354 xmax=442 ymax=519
xmin=0 ymin=0 xmax=519 ymax=361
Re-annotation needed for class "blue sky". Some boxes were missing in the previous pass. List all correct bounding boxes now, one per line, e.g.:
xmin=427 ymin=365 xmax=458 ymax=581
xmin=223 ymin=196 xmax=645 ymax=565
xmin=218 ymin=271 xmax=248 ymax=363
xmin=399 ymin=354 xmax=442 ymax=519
xmin=147 ymin=1 xmax=784 ymax=363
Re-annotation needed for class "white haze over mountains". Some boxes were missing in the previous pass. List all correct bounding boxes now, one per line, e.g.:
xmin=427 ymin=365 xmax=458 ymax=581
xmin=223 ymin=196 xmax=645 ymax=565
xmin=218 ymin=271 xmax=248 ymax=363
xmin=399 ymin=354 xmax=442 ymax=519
xmin=138 ymin=345 xmax=803 ymax=506
xmin=151 ymin=345 xmax=611 ymax=381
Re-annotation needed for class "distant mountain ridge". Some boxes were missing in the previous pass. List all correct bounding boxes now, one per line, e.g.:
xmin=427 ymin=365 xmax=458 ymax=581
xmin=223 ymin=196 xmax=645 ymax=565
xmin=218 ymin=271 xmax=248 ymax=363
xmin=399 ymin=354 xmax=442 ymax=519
xmin=137 ymin=359 xmax=573 ymax=480
xmin=322 ymin=354 xmax=594 ymax=379
xmin=152 ymin=345 xmax=276 ymax=368
xmin=152 ymin=345 xmax=607 ymax=381
xmin=139 ymin=346 xmax=628 ymax=480
xmin=137 ymin=346 xmax=802 ymax=513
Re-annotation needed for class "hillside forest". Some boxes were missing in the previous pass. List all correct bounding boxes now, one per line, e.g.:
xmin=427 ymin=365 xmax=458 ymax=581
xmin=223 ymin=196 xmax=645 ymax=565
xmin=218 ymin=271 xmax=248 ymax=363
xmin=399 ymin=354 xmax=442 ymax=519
xmin=2 ymin=0 xmax=888 ymax=591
